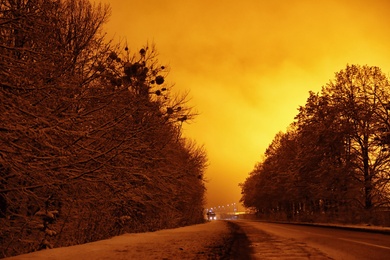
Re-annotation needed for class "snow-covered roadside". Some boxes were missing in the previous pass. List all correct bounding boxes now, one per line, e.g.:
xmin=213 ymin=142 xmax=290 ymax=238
xmin=5 ymin=221 xmax=234 ymax=260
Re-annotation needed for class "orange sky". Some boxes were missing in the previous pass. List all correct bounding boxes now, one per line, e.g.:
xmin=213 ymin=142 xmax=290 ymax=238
xmin=102 ymin=0 xmax=390 ymax=210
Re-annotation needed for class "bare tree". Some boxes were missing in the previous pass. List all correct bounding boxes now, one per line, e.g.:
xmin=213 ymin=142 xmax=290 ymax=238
xmin=240 ymin=65 xmax=390 ymax=225
xmin=1 ymin=1 xmax=207 ymax=257
xmin=322 ymin=65 xmax=390 ymax=217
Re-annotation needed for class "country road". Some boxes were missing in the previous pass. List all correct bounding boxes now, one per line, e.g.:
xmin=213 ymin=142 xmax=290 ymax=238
xmin=5 ymin=220 xmax=390 ymax=259
xmin=231 ymin=220 xmax=390 ymax=259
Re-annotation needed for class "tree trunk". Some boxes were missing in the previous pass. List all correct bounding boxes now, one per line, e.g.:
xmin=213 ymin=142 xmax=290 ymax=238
xmin=362 ymin=135 xmax=372 ymax=211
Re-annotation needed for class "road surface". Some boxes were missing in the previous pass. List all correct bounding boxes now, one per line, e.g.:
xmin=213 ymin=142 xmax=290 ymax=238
xmin=230 ymin=220 xmax=390 ymax=259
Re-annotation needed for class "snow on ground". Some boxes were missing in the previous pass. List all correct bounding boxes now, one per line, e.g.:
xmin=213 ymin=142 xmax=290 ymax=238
xmin=5 ymin=221 xmax=233 ymax=260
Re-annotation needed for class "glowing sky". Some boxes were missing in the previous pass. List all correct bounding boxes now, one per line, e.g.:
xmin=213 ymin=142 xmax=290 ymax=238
xmin=102 ymin=0 xmax=390 ymax=210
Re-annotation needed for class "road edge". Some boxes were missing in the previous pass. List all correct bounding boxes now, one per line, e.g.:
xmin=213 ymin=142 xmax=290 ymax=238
xmin=222 ymin=221 xmax=252 ymax=260
xmin=253 ymin=219 xmax=390 ymax=235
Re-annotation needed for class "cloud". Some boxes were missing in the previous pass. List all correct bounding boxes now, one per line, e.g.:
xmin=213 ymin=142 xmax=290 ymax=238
xmin=104 ymin=0 xmax=390 ymax=208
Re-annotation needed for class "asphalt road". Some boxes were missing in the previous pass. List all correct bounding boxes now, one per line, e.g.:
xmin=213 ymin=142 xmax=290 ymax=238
xmin=230 ymin=220 xmax=390 ymax=259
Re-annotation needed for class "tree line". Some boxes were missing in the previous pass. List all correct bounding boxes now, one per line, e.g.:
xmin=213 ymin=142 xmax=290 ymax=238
xmin=0 ymin=0 xmax=207 ymax=257
xmin=240 ymin=64 xmax=390 ymax=226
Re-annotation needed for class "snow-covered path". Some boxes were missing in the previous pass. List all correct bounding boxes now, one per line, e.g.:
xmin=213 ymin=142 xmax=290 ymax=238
xmin=6 ymin=221 xmax=234 ymax=260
